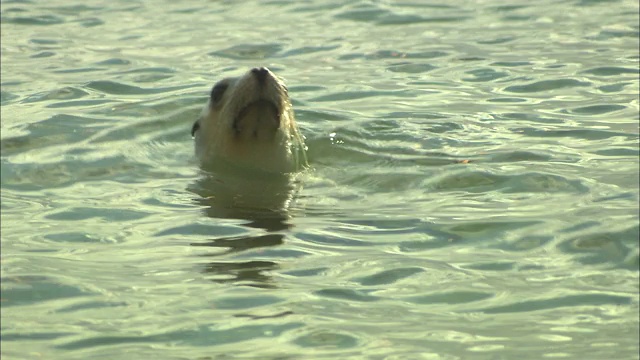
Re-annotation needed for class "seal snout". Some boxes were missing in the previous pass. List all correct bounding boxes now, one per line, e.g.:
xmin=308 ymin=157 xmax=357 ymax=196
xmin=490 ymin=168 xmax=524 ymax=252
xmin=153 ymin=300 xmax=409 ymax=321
xmin=251 ymin=67 xmax=271 ymax=84
xmin=230 ymin=67 xmax=283 ymax=139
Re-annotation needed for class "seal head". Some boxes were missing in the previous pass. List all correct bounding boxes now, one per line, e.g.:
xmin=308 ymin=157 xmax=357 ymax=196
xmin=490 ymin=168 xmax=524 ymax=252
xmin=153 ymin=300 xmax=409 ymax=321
xmin=192 ymin=67 xmax=306 ymax=174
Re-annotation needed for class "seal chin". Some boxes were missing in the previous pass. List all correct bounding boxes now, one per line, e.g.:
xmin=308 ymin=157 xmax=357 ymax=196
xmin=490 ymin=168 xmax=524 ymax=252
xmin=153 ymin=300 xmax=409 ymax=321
xmin=233 ymin=99 xmax=281 ymax=138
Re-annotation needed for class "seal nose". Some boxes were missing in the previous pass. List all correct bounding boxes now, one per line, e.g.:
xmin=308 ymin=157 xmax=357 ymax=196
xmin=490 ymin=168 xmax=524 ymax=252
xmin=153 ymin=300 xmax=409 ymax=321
xmin=251 ymin=67 xmax=270 ymax=83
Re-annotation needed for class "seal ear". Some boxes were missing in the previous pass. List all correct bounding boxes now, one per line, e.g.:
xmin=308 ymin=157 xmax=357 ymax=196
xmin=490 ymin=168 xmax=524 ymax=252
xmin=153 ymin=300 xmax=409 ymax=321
xmin=210 ymin=81 xmax=229 ymax=105
xmin=191 ymin=120 xmax=200 ymax=137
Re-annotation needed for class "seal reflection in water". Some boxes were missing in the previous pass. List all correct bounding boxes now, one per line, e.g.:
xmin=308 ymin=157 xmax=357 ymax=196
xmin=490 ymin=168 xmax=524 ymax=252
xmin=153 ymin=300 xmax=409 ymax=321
xmin=190 ymin=67 xmax=307 ymax=230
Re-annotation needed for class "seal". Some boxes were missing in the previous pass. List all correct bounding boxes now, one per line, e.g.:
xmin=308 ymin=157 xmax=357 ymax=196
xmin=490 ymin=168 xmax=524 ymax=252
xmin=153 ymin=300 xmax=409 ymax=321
xmin=191 ymin=67 xmax=307 ymax=174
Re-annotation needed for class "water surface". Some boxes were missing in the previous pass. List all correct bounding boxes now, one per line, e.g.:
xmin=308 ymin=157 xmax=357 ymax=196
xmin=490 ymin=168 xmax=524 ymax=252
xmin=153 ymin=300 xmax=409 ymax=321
xmin=2 ymin=0 xmax=639 ymax=359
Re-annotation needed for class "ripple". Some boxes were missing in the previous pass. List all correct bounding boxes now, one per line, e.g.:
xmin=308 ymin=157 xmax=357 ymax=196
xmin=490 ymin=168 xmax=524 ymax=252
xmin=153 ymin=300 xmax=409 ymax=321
xmin=567 ymin=104 xmax=627 ymax=115
xmin=45 ymin=206 xmax=151 ymax=222
xmin=314 ymin=288 xmax=380 ymax=302
xmin=22 ymin=86 xmax=89 ymax=103
xmin=1 ymin=158 xmax=152 ymax=191
xmin=478 ymin=294 xmax=633 ymax=314
xmin=426 ymin=170 xmax=589 ymax=194
xmin=52 ymin=67 xmax=104 ymax=74
xmin=156 ymin=222 xmax=244 ymax=237
xmin=75 ymin=17 xmax=103 ymax=27
xmin=299 ymin=232 xmax=370 ymax=247
xmin=29 ymin=38 xmax=59 ymax=45
xmin=556 ymin=224 xmax=638 ymax=267
xmin=339 ymin=49 xmax=449 ymax=60
xmin=46 ymin=99 xmax=114 ymax=108
xmin=463 ymin=262 xmax=516 ymax=271
xmin=85 ymin=80 xmax=192 ymax=95
xmin=505 ymin=79 xmax=592 ymax=93
xmin=491 ymin=61 xmax=533 ymax=67
xmin=478 ymin=36 xmax=515 ymax=44
xmin=1 ymin=14 xmax=64 ymax=25
xmin=88 ymin=104 xmax=199 ymax=141
xmin=281 ymin=45 xmax=341 ymax=57
xmin=398 ymin=234 xmax=463 ymax=251
xmin=114 ymin=66 xmax=177 ymax=82
xmin=334 ymin=7 xmax=389 ymax=22
xmin=498 ymin=235 xmax=555 ymax=252
xmin=2 ymin=276 xmax=93 ymax=307
xmin=30 ymin=51 xmax=56 ymax=58
xmin=203 ymin=260 xmax=279 ymax=288
xmin=490 ymin=5 xmax=530 ymax=12
xmin=496 ymin=112 xmax=566 ymax=124
xmin=48 ymin=4 xmax=103 ymax=13
xmin=56 ymin=300 xmax=128 ymax=313
xmin=378 ymin=14 xmax=470 ymax=25
xmin=1 ymin=332 xmax=76 ymax=341
xmin=212 ymin=295 xmax=284 ymax=310
xmin=462 ymin=68 xmax=510 ymax=82
xmin=45 ymin=232 xmax=113 ymax=244
xmin=354 ymin=267 xmax=424 ymax=286
xmin=592 ymin=148 xmax=639 ymax=157
xmin=209 ymin=44 xmax=283 ymax=59
xmin=0 ymin=90 xmax=20 ymax=104
xmin=94 ymin=58 xmax=132 ymax=66
xmin=581 ymin=66 xmax=639 ymax=76
xmin=387 ymin=63 xmax=437 ymax=73
xmin=598 ymin=82 xmax=631 ymax=93
xmin=310 ymin=90 xmax=412 ymax=102
xmin=405 ymin=291 xmax=494 ymax=305
xmin=591 ymin=28 xmax=640 ymax=41
xmin=191 ymin=234 xmax=286 ymax=256
xmin=293 ymin=330 xmax=359 ymax=349
xmin=282 ymin=267 xmax=329 ymax=278
xmin=487 ymin=97 xmax=527 ymax=103
xmin=334 ymin=5 xmax=469 ymax=25
xmin=0 ymin=114 xmax=110 ymax=157
xmin=515 ymin=127 xmax=636 ymax=141
xmin=56 ymin=323 xmax=302 ymax=350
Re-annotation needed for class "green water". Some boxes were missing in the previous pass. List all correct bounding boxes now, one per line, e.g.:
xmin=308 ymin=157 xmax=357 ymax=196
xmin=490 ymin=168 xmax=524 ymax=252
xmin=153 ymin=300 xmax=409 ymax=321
xmin=1 ymin=0 xmax=639 ymax=359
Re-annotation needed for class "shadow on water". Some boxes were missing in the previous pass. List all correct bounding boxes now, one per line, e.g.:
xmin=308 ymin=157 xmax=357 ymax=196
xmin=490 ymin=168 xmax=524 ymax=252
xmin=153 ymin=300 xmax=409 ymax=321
xmin=187 ymin=167 xmax=302 ymax=289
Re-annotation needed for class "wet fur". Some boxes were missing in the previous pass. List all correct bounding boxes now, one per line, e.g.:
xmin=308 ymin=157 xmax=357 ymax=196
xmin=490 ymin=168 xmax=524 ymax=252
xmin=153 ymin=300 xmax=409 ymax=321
xmin=192 ymin=68 xmax=306 ymax=174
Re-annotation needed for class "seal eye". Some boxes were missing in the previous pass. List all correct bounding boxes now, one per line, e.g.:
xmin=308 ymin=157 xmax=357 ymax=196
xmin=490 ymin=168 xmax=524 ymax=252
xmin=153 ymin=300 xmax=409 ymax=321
xmin=210 ymin=82 xmax=228 ymax=104
xmin=191 ymin=120 xmax=200 ymax=137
